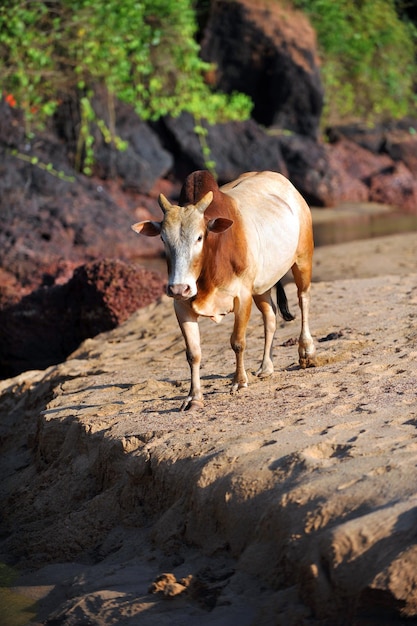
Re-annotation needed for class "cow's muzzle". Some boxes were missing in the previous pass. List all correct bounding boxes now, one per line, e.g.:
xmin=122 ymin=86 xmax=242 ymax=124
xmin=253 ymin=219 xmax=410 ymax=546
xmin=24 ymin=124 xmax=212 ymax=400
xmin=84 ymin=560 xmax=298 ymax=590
xmin=167 ymin=284 xmax=193 ymax=300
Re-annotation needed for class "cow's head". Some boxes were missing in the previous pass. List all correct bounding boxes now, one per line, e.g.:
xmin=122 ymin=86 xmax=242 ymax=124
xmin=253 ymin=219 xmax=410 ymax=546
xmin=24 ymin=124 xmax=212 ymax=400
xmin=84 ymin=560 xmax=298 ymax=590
xmin=131 ymin=192 xmax=233 ymax=300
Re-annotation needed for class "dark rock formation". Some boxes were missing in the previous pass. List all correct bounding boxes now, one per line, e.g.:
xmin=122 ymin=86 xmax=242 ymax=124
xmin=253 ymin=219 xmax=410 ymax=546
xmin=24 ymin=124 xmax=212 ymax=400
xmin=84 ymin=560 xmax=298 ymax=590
xmin=0 ymin=102 xmax=166 ymax=295
xmin=99 ymin=112 xmax=172 ymax=193
xmin=277 ymin=133 xmax=336 ymax=206
xmin=200 ymin=0 xmax=324 ymax=138
xmin=161 ymin=113 xmax=288 ymax=183
xmin=0 ymin=260 xmax=166 ymax=379
xmin=54 ymin=97 xmax=173 ymax=193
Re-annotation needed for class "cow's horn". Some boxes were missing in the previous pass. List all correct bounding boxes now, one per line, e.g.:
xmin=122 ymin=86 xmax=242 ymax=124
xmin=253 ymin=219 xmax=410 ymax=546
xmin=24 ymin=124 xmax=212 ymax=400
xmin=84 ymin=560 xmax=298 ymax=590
xmin=158 ymin=193 xmax=172 ymax=214
xmin=195 ymin=191 xmax=213 ymax=214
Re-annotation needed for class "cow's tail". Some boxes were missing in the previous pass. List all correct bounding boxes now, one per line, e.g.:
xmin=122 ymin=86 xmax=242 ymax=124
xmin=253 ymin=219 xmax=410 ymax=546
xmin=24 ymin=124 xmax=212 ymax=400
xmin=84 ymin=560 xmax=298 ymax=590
xmin=276 ymin=281 xmax=295 ymax=321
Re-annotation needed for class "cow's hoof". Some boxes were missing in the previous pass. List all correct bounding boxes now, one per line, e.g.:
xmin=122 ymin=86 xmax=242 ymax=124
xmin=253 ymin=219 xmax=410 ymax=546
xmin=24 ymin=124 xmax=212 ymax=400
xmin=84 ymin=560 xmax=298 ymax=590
xmin=230 ymin=381 xmax=248 ymax=395
xmin=256 ymin=361 xmax=274 ymax=378
xmin=299 ymin=355 xmax=317 ymax=369
xmin=180 ymin=398 xmax=204 ymax=411
xmin=256 ymin=368 xmax=273 ymax=379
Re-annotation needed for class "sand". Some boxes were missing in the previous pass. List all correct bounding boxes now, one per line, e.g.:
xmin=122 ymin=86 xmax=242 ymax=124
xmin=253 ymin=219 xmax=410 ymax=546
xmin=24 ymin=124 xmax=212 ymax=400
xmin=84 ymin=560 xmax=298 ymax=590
xmin=0 ymin=231 xmax=416 ymax=625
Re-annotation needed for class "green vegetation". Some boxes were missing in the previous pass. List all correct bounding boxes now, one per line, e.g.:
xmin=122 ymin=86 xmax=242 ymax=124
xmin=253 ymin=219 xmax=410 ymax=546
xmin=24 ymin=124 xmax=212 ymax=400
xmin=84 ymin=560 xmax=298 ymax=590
xmin=0 ymin=0 xmax=251 ymax=173
xmin=1 ymin=0 xmax=416 ymax=168
xmin=293 ymin=0 xmax=417 ymax=125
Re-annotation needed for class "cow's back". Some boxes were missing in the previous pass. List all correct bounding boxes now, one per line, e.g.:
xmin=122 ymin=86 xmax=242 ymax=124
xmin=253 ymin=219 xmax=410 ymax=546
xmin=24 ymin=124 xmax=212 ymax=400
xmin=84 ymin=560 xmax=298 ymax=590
xmin=221 ymin=171 xmax=309 ymax=220
xmin=221 ymin=171 xmax=306 ymax=293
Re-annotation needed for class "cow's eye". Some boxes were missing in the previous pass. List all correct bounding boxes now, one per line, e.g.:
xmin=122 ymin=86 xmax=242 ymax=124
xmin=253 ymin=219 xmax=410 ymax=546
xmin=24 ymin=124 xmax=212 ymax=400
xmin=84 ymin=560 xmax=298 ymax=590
xmin=197 ymin=234 xmax=203 ymax=243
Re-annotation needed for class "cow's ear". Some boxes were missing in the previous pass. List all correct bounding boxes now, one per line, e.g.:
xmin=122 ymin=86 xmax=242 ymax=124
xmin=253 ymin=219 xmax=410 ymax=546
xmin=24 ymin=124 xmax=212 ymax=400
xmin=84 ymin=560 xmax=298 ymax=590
xmin=207 ymin=218 xmax=233 ymax=233
xmin=131 ymin=221 xmax=162 ymax=237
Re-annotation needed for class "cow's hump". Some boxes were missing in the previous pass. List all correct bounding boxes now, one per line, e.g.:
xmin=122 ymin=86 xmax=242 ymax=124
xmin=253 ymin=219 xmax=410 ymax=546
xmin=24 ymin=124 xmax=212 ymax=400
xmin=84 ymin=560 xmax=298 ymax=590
xmin=179 ymin=170 xmax=220 ymax=205
xmin=179 ymin=171 xmax=238 ymax=225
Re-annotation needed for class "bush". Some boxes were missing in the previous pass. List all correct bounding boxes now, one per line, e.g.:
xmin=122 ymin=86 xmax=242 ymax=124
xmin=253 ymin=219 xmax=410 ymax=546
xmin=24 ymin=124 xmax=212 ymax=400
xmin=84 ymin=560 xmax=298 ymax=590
xmin=293 ymin=0 xmax=417 ymax=125
xmin=0 ymin=0 xmax=252 ymax=172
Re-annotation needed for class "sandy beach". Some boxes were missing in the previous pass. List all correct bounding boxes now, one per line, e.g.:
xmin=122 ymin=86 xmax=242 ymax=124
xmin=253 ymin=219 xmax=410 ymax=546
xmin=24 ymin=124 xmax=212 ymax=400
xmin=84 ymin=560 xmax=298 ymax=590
xmin=1 ymin=231 xmax=417 ymax=625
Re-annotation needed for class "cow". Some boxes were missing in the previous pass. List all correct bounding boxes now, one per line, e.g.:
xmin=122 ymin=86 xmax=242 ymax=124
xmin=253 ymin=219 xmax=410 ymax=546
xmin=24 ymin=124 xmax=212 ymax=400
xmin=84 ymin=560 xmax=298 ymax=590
xmin=131 ymin=170 xmax=316 ymax=410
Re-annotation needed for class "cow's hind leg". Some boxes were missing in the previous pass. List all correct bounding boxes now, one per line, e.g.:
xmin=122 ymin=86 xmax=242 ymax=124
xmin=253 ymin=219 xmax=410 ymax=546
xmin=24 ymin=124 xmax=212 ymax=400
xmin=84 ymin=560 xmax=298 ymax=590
xmin=253 ymin=290 xmax=276 ymax=378
xmin=230 ymin=293 xmax=253 ymax=392
xmin=291 ymin=260 xmax=316 ymax=368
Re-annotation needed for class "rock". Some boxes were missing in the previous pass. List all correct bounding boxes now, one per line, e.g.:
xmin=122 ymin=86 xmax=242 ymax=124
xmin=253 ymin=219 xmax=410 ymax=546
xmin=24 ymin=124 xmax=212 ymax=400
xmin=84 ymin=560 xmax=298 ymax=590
xmin=149 ymin=573 xmax=188 ymax=597
xmin=277 ymin=133 xmax=336 ymax=206
xmin=322 ymin=140 xmax=370 ymax=204
xmin=0 ymin=131 xmax=166 ymax=294
xmin=384 ymin=129 xmax=417 ymax=175
xmin=94 ymin=101 xmax=173 ymax=193
xmin=162 ymin=113 xmax=288 ymax=183
xmin=326 ymin=123 xmax=387 ymax=154
xmin=327 ymin=119 xmax=417 ymax=169
xmin=329 ymin=138 xmax=394 ymax=183
xmin=369 ymin=160 xmax=417 ymax=214
xmin=54 ymin=95 xmax=173 ymax=193
xmin=0 ymin=100 xmax=26 ymax=147
xmin=0 ymin=267 xmax=31 ymax=309
xmin=325 ymin=120 xmax=417 ymax=210
xmin=325 ymin=136 xmax=417 ymax=212
xmin=200 ymin=0 xmax=323 ymax=138
xmin=0 ymin=260 xmax=166 ymax=379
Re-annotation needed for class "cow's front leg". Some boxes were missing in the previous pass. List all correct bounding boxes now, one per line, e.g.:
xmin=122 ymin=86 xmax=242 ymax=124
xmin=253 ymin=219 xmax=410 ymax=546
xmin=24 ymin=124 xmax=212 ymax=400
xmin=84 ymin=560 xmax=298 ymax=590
xmin=230 ymin=293 xmax=252 ymax=393
xmin=174 ymin=300 xmax=203 ymax=410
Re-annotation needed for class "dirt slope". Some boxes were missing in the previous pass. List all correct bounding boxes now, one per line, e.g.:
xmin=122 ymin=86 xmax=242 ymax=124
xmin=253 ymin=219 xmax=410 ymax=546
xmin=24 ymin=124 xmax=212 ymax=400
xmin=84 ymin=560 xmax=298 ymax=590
xmin=1 ymin=232 xmax=417 ymax=625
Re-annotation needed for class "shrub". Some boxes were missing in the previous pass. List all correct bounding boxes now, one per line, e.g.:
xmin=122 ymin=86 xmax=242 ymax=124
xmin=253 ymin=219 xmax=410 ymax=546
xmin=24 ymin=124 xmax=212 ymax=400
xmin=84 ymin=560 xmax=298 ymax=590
xmin=293 ymin=0 xmax=417 ymax=125
xmin=0 ymin=0 xmax=252 ymax=172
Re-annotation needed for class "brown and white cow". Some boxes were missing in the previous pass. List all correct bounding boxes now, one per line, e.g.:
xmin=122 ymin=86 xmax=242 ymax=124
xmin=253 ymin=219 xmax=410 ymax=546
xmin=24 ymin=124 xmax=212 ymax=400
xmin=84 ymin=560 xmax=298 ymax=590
xmin=132 ymin=170 xmax=316 ymax=410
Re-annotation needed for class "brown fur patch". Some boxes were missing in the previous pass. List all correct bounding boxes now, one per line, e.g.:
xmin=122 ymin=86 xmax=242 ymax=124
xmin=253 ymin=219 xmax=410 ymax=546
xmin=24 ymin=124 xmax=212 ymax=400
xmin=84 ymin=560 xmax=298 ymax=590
xmin=179 ymin=171 xmax=248 ymax=304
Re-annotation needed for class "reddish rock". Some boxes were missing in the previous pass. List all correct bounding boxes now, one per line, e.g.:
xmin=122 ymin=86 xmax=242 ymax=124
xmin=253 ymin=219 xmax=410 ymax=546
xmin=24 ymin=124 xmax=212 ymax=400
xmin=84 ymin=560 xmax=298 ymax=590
xmin=0 ymin=268 xmax=31 ymax=309
xmin=70 ymin=260 xmax=166 ymax=329
xmin=328 ymin=138 xmax=394 ymax=183
xmin=326 ymin=169 xmax=370 ymax=205
xmin=327 ymin=119 xmax=417 ymax=168
xmin=0 ymin=135 xmax=165 ymax=295
xmin=384 ymin=131 xmax=417 ymax=176
xmin=368 ymin=161 xmax=417 ymax=214
xmin=326 ymin=124 xmax=386 ymax=154
xmin=324 ymin=136 xmax=417 ymax=212
xmin=0 ymin=260 xmax=166 ymax=379
xmin=325 ymin=141 xmax=372 ymax=204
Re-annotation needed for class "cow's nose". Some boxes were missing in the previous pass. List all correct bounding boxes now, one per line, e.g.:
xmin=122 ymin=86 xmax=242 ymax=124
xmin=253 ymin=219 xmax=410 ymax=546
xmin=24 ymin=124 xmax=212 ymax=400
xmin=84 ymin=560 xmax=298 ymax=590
xmin=167 ymin=284 xmax=192 ymax=299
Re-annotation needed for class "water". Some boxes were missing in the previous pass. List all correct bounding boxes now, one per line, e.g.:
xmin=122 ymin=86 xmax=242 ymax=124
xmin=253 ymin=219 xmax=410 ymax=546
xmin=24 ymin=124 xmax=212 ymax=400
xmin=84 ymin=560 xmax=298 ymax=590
xmin=311 ymin=202 xmax=417 ymax=246
xmin=137 ymin=203 xmax=417 ymax=274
